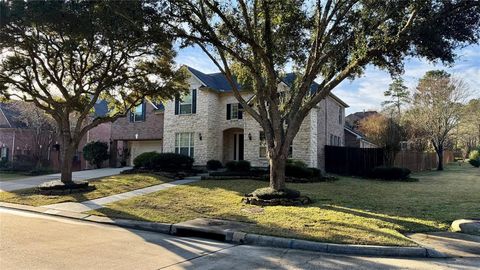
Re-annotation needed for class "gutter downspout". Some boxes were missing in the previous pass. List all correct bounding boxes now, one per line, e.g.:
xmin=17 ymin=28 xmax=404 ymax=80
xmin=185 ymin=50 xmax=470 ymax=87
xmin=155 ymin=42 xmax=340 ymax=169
xmin=11 ymin=130 xmax=15 ymax=160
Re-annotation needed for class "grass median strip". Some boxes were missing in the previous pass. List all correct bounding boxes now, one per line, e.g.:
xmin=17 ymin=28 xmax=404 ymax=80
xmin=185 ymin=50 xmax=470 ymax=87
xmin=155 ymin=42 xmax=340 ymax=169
xmin=88 ymin=164 xmax=479 ymax=247
xmin=0 ymin=174 xmax=170 ymax=207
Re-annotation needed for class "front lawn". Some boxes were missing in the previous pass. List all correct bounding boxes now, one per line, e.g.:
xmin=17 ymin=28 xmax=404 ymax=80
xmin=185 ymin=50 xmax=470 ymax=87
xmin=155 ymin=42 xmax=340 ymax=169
xmin=89 ymin=164 xmax=480 ymax=246
xmin=0 ymin=174 xmax=170 ymax=206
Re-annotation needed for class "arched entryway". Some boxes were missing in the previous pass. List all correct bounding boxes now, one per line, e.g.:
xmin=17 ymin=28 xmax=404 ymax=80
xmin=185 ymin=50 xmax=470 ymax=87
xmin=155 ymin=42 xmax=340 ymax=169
xmin=222 ymin=128 xmax=244 ymax=163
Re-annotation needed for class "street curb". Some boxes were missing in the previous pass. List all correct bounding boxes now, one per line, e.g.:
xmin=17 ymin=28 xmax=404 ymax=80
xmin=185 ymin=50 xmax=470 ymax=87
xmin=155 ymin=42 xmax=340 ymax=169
xmin=0 ymin=202 xmax=445 ymax=258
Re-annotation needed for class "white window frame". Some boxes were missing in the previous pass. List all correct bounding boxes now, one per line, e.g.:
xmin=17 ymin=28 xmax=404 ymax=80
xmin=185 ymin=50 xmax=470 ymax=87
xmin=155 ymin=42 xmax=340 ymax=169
xmin=132 ymin=102 xmax=145 ymax=122
xmin=175 ymin=132 xmax=195 ymax=157
xmin=230 ymin=103 xmax=239 ymax=119
xmin=179 ymin=91 xmax=193 ymax=115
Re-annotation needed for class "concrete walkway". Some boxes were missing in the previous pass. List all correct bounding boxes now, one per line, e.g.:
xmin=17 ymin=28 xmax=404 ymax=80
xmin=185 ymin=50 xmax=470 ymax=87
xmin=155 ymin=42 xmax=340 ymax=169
xmin=44 ymin=176 xmax=201 ymax=213
xmin=0 ymin=167 xmax=131 ymax=192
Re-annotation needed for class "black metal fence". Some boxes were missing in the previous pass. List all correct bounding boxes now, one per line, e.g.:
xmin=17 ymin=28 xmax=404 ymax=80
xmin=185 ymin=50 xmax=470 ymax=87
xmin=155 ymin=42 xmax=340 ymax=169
xmin=325 ymin=146 xmax=384 ymax=176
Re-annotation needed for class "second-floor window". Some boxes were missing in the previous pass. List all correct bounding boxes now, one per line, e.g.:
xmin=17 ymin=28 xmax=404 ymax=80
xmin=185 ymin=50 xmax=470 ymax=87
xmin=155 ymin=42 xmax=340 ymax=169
xmin=226 ymin=103 xmax=243 ymax=120
xmin=175 ymin=89 xmax=197 ymax=115
xmin=130 ymin=102 xmax=146 ymax=122
xmin=179 ymin=91 xmax=193 ymax=114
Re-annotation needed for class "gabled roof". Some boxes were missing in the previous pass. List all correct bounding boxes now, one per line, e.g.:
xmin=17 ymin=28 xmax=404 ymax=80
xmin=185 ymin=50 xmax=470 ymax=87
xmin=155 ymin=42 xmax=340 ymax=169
xmin=186 ymin=65 xmax=349 ymax=107
xmin=0 ymin=102 xmax=27 ymax=128
xmin=344 ymin=125 xmax=378 ymax=146
xmin=187 ymin=66 xmax=242 ymax=92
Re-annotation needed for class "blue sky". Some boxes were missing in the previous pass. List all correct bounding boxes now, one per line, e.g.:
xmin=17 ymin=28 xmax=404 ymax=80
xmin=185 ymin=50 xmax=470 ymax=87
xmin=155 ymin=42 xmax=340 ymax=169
xmin=175 ymin=44 xmax=480 ymax=114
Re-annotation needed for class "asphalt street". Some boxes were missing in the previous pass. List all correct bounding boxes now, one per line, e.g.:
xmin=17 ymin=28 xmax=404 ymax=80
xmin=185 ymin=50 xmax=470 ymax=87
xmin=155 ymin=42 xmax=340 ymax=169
xmin=0 ymin=207 xmax=479 ymax=270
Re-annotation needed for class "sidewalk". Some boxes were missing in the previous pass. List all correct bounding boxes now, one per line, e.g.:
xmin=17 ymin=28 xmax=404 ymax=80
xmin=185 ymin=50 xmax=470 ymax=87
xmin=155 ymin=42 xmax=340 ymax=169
xmin=44 ymin=177 xmax=200 ymax=212
xmin=0 ymin=167 xmax=131 ymax=192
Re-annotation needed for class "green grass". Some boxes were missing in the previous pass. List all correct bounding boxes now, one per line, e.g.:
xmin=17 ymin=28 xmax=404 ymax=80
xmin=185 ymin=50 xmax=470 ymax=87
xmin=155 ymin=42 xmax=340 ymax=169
xmin=0 ymin=172 xmax=27 ymax=181
xmin=88 ymin=164 xmax=480 ymax=246
xmin=0 ymin=174 xmax=170 ymax=206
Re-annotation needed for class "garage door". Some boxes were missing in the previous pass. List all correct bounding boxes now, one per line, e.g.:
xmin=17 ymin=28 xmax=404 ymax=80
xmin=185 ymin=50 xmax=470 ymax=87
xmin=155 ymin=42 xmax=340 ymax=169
xmin=129 ymin=140 xmax=163 ymax=166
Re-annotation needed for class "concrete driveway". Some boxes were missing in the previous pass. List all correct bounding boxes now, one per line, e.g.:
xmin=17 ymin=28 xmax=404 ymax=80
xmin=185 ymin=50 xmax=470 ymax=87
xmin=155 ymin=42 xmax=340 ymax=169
xmin=0 ymin=167 xmax=130 ymax=192
xmin=1 ymin=207 xmax=479 ymax=270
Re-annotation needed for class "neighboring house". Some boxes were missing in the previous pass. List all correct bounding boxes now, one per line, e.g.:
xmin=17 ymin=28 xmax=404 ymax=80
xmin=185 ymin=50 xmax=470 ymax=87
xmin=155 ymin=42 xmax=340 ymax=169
xmin=0 ymin=102 xmax=37 ymax=162
xmin=0 ymin=101 xmax=111 ymax=171
xmin=110 ymin=99 xmax=164 ymax=166
xmin=344 ymin=126 xmax=378 ymax=148
xmin=158 ymin=66 xmax=348 ymax=170
xmin=345 ymin=110 xmax=379 ymax=130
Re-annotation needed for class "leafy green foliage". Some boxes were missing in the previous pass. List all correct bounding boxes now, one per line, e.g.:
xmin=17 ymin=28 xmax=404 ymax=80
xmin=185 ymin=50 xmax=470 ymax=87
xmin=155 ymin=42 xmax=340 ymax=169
xmin=83 ymin=141 xmax=109 ymax=168
xmin=163 ymin=0 xmax=480 ymax=190
xmin=251 ymin=187 xmax=300 ymax=200
xmin=468 ymin=149 xmax=480 ymax=167
xmin=206 ymin=160 xmax=223 ymax=170
xmin=0 ymin=0 xmax=187 ymax=183
xmin=225 ymin=160 xmax=251 ymax=172
xmin=133 ymin=152 xmax=194 ymax=171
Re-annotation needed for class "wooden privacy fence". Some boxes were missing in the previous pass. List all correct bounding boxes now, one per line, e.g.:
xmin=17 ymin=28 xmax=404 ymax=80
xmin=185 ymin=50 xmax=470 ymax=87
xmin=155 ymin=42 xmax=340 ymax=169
xmin=324 ymin=146 xmax=384 ymax=176
xmin=394 ymin=150 xmax=454 ymax=172
xmin=325 ymin=146 xmax=454 ymax=175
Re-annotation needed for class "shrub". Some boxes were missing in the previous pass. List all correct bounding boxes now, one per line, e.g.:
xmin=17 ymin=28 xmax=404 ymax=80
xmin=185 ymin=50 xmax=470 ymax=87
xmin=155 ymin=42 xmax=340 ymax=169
xmin=8 ymin=155 xmax=36 ymax=171
xmin=225 ymin=160 xmax=251 ymax=172
xmin=251 ymin=187 xmax=300 ymax=200
xmin=153 ymin=153 xmax=194 ymax=171
xmin=133 ymin=152 xmax=159 ymax=169
xmin=236 ymin=160 xmax=251 ymax=171
xmin=369 ymin=166 xmax=411 ymax=180
xmin=0 ymin=158 xmax=9 ymax=169
xmin=83 ymin=141 xmax=109 ymax=168
xmin=133 ymin=152 xmax=194 ymax=171
xmin=468 ymin=150 xmax=480 ymax=168
xmin=206 ymin=160 xmax=222 ymax=170
xmin=286 ymin=159 xmax=307 ymax=168
xmin=225 ymin=161 xmax=237 ymax=171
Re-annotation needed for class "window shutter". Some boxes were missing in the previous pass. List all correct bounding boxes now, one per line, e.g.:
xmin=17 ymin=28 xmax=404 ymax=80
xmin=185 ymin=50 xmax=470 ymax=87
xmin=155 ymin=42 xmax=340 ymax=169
xmin=129 ymin=110 xmax=134 ymax=122
xmin=226 ymin=104 xmax=231 ymax=120
xmin=142 ymin=102 xmax=146 ymax=121
xmin=238 ymin=103 xmax=243 ymax=119
xmin=192 ymin=89 xmax=197 ymax=114
xmin=174 ymin=97 xmax=179 ymax=115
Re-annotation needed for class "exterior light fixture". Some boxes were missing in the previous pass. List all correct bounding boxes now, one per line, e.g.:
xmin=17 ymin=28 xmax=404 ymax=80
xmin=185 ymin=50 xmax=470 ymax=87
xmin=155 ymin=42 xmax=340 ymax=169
xmin=199 ymin=133 xmax=202 ymax=140
xmin=248 ymin=133 xmax=252 ymax=141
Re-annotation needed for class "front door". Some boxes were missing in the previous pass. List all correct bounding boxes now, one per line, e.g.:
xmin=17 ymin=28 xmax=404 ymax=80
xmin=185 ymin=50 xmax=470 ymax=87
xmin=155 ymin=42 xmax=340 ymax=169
xmin=233 ymin=133 xmax=244 ymax=161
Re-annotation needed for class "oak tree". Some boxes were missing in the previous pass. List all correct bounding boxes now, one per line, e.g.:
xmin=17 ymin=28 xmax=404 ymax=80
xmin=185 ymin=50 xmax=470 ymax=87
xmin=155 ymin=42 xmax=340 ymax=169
xmin=163 ymin=0 xmax=479 ymax=193
xmin=0 ymin=1 xmax=186 ymax=185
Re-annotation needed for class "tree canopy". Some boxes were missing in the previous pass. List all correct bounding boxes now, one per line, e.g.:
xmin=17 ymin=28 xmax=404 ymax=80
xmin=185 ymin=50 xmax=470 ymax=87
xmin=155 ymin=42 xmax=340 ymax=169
xmin=163 ymin=0 xmax=480 ymax=191
xmin=0 ymin=0 xmax=187 ymax=183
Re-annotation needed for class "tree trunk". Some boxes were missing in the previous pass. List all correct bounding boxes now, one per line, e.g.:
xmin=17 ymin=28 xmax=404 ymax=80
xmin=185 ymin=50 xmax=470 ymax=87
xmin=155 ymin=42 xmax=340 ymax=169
xmin=269 ymin=153 xmax=286 ymax=190
xmin=436 ymin=145 xmax=444 ymax=171
xmin=59 ymin=133 xmax=75 ymax=185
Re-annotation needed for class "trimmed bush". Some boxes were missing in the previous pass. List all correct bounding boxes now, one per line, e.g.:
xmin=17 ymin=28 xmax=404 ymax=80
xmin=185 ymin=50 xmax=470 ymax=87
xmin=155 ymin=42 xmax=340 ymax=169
xmin=133 ymin=152 xmax=194 ymax=171
xmin=286 ymin=159 xmax=307 ymax=168
xmin=251 ymin=187 xmax=300 ymax=200
xmin=236 ymin=160 xmax=251 ymax=171
xmin=133 ymin=152 xmax=159 ymax=169
xmin=369 ymin=166 xmax=411 ymax=180
xmin=225 ymin=160 xmax=251 ymax=172
xmin=206 ymin=160 xmax=222 ymax=170
xmin=468 ymin=150 xmax=480 ymax=168
xmin=83 ymin=141 xmax=109 ymax=168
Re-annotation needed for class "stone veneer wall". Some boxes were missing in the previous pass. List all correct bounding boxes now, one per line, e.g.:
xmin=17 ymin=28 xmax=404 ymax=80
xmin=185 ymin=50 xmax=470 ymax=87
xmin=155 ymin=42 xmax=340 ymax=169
xmin=316 ymin=96 xmax=345 ymax=170
xmin=163 ymin=75 xmax=346 ymax=168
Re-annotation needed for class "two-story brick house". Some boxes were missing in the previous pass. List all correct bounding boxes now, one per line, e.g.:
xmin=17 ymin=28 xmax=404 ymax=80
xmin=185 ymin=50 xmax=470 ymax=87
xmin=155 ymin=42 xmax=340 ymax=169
xmin=158 ymin=66 xmax=348 ymax=170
